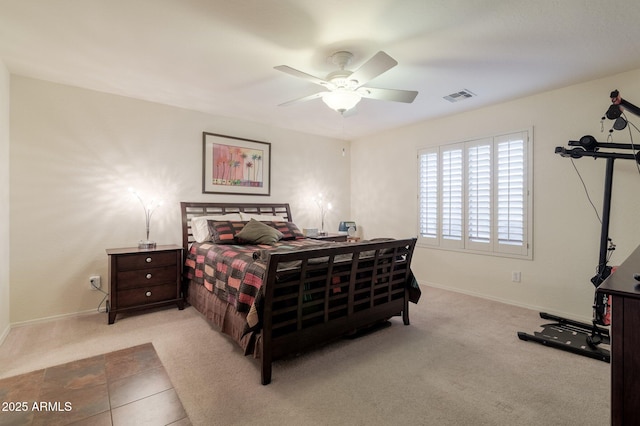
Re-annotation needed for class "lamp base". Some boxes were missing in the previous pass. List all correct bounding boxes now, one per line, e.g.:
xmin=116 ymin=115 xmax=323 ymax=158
xmin=138 ymin=240 xmax=157 ymax=250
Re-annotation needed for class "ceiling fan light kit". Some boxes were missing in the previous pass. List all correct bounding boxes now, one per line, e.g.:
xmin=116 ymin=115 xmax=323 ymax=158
xmin=275 ymin=50 xmax=418 ymax=114
xmin=322 ymin=90 xmax=362 ymax=113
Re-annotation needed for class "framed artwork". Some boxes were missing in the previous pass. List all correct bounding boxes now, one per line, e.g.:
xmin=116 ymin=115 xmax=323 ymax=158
xmin=202 ymin=132 xmax=271 ymax=195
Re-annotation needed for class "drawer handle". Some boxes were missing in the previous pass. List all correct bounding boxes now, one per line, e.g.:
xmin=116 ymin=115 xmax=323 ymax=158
xmin=146 ymin=273 xmax=152 ymax=279
xmin=145 ymin=291 xmax=152 ymax=297
xmin=146 ymin=257 xmax=152 ymax=263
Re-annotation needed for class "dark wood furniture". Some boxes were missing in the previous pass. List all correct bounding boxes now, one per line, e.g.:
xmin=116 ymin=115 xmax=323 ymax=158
xmin=181 ymin=202 xmax=417 ymax=384
xmin=597 ymin=243 xmax=640 ymax=426
xmin=180 ymin=202 xmax=294 ymax=250
xmin=106 ymin=244 xmax=184 ymax=324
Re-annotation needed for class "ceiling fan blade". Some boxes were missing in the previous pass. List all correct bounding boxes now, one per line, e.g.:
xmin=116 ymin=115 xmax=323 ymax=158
xmin=359 ymin=87 xmax=418 ymax=103
xmin=277 ymin=91 xmax=326 ymax=107
xmin=348 ymin=51 xmax=398 ymax=88
xmin=274 ymin=65 xmax=329 ymax=87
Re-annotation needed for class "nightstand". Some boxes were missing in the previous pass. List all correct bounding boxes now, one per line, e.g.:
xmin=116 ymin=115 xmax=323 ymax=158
xmin=309 ymin=233 xmax=348 ymax=242
xmin=106 ymin=244 xmax=184 ymax=324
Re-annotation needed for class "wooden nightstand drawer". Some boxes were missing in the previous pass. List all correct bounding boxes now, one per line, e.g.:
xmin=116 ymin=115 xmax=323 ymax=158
xmin=116 ymin=251 xmax=177 ymax=271
xmin=117 ymin=283 xmax=178 ymax=308
xmin=106 ymin=244 xmax=184 ymax=324
xmin=117 ymin=265 xmax=178 ymax=289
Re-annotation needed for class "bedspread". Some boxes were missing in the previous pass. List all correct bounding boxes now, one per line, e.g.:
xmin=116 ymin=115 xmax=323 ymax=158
xmin=185 ymin=238 xmax=421 ymax=334
xmin=184 ymin=239 xmax=329 ymax=314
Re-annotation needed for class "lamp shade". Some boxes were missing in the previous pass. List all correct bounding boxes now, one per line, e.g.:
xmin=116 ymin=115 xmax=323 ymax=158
xmin=322 ymin=90 xmax=361 ymax=113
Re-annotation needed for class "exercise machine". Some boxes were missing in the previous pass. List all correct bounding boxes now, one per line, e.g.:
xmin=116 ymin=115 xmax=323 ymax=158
xmin=517 ymin=90 xmax=640 ymax=362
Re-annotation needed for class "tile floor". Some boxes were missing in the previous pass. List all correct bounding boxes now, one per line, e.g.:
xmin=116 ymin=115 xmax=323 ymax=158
xmin=0 ymin=343 xmax=190 ymax=426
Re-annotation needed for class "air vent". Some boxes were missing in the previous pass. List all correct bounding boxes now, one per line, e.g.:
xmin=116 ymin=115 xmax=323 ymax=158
xmin=443 ymin=89 xmax=476 ymax=103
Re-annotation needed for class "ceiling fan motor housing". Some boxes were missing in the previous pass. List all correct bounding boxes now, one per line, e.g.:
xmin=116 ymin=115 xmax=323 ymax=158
xmin=330 ymin=51 xmax=354 ymax=68
xmin=325 ymin=70 xmax=358 ymax=90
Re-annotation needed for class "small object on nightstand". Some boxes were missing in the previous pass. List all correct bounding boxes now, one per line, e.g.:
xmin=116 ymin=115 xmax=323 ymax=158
xmin=303 ymin=228 xmax=318 ymax=237
xmin=339 ymin=221 xmax=358 ymax=241
xmin=106 ymin=244 xmax=184 ymax=324
xmin=138 ymin=240 xmax=156 ymax=250
xmin=339 ymin=221 xmax=357 ymax=233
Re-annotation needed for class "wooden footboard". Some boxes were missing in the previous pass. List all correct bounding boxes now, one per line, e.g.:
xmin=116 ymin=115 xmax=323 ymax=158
xmin=259 ymin=238 xmax=416 ymax=385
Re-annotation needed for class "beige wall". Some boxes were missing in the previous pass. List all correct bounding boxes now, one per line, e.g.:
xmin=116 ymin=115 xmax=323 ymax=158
xmin=9 ymin=76 xmax=350 ymax=324
xmin=0 ymin=62 xmax=9 ymax=340
xmin=352 ymin=68 xmax=640 ymax=322
xmin=9 ymin=69 xmax=640 ymax=325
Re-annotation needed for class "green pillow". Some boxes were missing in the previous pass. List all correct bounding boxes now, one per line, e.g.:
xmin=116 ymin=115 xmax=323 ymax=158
xmin=236 ymin=219 xmax=283 ymax=245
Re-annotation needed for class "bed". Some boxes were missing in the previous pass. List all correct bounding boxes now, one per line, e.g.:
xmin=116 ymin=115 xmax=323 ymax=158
xmin=181 ymin=201 xmax=418 ymax=384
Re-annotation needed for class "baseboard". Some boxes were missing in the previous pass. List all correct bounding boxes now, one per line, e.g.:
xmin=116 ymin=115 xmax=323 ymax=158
xmin=10 ymin=307 xmax=106 ymax=329
xmin=422 ymin=281 xmax=594 ymax=324
xmin=0 ymin=323 xmax=10 ymax=346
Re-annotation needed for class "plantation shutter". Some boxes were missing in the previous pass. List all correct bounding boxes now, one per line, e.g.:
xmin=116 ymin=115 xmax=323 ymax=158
xmin=467 ymin=141 xmax=492 ymax=251
xmin=418 ymin=149 xmax=438 ymax=245
xmin=495 ymin=132 xmax=527 ymax=255
xmin=441 ymin=146 xmax=463 ymax=248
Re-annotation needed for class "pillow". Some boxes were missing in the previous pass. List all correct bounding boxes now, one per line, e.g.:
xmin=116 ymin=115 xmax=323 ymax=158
xmin=267 ymin=221 xmax=305 ymax=240
xmin=191 ymin=214 xmax=242 ymax=242
xmin=208 ymin=221 xmax=246 ymax=244
xmin=236 ymin=219 xmax=283 ymax=245
xmin=240 ymin=212 xmax=287 ymax=222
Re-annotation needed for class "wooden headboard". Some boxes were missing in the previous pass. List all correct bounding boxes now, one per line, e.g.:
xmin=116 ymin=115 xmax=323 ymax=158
xmin=180 ymin=202 xmax=293 ymax=251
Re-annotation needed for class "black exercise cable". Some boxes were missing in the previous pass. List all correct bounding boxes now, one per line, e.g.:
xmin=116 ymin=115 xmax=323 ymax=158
xmin=570 ymin=158 xmax=602 ymax=224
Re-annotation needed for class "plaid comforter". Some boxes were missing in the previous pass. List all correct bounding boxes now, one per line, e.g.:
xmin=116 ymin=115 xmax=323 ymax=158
xmin=184 ymin=239 xmax=329 ymax=315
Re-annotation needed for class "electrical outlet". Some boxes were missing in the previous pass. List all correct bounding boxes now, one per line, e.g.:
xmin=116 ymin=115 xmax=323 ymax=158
xmin=89 ymin=275 xmax=101 ymax=290
xmin=511 ymin=271 xmax=521 ymax=283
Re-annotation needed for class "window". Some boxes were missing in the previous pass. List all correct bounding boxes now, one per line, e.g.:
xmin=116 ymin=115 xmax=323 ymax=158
xmin=418 ymin=130 xmax=531 ymax=258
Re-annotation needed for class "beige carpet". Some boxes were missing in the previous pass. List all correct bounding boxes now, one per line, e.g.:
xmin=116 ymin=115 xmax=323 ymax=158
xmin=0 ymin=286 xmax=610 ymax=426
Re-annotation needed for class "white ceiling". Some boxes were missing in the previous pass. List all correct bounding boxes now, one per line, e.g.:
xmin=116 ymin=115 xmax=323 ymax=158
xmin=2 ymin=0 xmax=640 ymax=140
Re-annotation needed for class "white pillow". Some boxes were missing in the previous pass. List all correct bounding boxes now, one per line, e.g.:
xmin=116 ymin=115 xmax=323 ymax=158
xmin=239 ymin=212 xmax=286 ymax=222
xmin=191 ymin=214 xmax=242 ymax=242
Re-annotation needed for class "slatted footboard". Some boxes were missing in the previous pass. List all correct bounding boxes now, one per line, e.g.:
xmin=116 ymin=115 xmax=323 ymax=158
xmin=259 ymin=238 xmax=416 ymax=384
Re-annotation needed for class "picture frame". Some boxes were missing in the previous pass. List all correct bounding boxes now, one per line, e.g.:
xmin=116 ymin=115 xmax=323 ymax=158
xmin=202 ymin=132 xmax=271 ymax=196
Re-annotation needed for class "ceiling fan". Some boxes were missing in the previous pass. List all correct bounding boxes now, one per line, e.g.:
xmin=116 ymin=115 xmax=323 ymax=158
xmin=274 ymin=51 xmax=418 ymax=114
